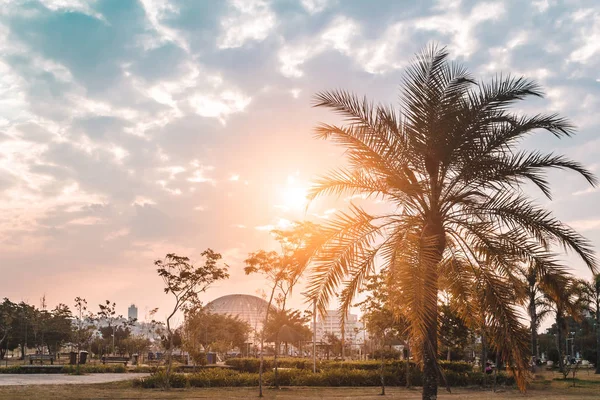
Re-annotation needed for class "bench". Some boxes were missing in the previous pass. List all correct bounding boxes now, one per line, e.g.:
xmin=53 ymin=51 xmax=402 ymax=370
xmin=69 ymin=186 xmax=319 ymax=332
xmin=101 ymin=356 xmax=129 ymax=365
xmin=29 ymin=354 xmax=54 ymax=365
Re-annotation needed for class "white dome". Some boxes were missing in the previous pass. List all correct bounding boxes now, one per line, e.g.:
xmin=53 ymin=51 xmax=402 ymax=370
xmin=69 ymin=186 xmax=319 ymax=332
xmin=206 ymin=294 xmax=271 ymax=332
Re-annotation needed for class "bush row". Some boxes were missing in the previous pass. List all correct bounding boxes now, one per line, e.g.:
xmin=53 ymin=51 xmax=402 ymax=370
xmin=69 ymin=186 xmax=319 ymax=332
xmin=224 ymin=358 xmax=472 ymax=374
xmin=133 ymin=367 xmax=515 ymax=389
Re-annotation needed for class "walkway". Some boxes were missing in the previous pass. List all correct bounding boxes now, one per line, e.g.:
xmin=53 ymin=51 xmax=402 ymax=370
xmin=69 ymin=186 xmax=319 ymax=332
xmin=0 ymin=373 xmax=149 ymax=386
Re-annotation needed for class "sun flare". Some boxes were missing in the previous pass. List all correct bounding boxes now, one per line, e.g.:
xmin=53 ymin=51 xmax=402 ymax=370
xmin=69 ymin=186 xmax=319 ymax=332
xmin=279 ymin=175 xmax=308 ymax=211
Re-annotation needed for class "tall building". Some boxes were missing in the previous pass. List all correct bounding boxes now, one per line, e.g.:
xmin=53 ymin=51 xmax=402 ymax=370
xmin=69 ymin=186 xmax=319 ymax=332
xmin=128 ymin=304 xmax=138 ymax=321
xmin=313 ymin=310 xmax=362 ymax=347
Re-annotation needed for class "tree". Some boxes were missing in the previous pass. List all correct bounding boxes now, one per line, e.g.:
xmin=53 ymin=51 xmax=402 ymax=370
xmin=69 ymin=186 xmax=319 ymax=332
xmin=0 ymin=299 xmax=16 ymax=359
xmin=540 ymin=278 xmax=589 ymax=374
xmin=44 ymin=304 xmax=72 ymax=356
xmin=73 ymin=297 xmax=94 ymax=367
xmin=182 ymin=308 xmax=250 ymax=363
xmin=518 ymin=262 xmax=569 ymax=371
xmin=264 ymin=308 xmax=311 ymax=356
xmin=245 ymin=223 xmax=319 ymax=394
xmin=156 ymin=250 xmax=229 ymax=389
xmin=121 ymin=335 xmax=151 ymax=360
xmin=587 ymin=274 xmax=600 ymax=374
xmin=14 ymin=302 xmax=36 ymax=359
xmin=304 ymin=45 xmax=597 ymax=399
xmin=438 ymin=301 xmax=471 ymax=361
xmin=97 ymin=300 xmax=133 ymax=355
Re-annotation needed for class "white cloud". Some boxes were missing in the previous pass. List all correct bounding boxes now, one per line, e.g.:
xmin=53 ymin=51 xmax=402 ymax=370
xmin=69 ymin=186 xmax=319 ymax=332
xmin=187 ymin=166 xmax=216 ymax=185
xmin=138 ymin=0 xmax=189 ymax=52
xmin=132 ymin=196 xmax=156 ymax=206
xmin=279 ymin=16 xmax=411 ymax=77
xmin=569 ymin=218 xmax=600 ymax=232
xmin=67 ymin=216 xmax=105 ymax=225
xmin=38 ymin=0 xmax=106 ymax=21
xmin=218 ymin=0 xmax=276 ymax=49
xmin=572 ymin=187 xmax=599 ymax=196
xmin=415 ymin=2 xmax=505 ymax=58
xmin=569 ymin=10 xmax=600 ymax=63
xmin=301 ymin=0 xmax=335 ymax=14
xmin=189 ymin=90 xmax=251 ymax=123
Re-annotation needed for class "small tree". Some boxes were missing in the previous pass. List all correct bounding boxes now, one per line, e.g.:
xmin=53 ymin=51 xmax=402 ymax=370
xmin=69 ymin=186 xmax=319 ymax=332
xmin=156 ymin=250 xmax=229 ymax=389
xmin=73 ymin=297 xmax=94 ymax=368
xmin=0 ymin=299 xmax=16 ymax=360
xmin=97 ymin=300 xmax=133 ymax=355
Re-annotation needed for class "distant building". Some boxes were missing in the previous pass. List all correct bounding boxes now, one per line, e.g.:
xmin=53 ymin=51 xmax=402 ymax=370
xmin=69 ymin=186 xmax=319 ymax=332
xmin=313 ymin=310 xmax=362 ymax=347
xmin=128 ymin=304 xmax=138 ymax=321
xmin=205 ymin=294 xmax=270 ymax=342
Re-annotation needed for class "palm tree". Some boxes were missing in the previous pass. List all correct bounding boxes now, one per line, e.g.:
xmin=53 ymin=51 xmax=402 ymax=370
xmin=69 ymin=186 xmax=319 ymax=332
xmin=541 ymin=278 xmax=589 ymax=373
xmin=519 ymin=262 xmax=569 ymax=370
xmin=305 ymin=45 xmax=597 ymax=400
xmin=590 ymin=275 xmax=600 ymax=374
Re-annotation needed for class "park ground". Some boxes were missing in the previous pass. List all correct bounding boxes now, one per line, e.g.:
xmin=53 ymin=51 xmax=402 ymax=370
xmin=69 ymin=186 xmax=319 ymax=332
xmin=0 ymin=370 xmax=599 ymax=399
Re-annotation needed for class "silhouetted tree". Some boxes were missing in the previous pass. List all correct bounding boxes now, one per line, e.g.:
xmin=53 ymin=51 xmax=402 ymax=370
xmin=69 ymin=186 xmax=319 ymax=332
xmin=156 ymin=250 xmax=229 ymax=389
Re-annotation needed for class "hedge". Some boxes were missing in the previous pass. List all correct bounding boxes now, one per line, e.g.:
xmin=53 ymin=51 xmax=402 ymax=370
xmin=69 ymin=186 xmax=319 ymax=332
xmin=133 ymin=367 xmax=515 ymax=388
xmin=224 ymin=358 xmax=469 ymax=374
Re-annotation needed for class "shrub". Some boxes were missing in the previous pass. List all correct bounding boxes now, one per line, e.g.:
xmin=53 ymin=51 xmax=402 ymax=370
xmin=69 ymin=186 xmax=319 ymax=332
xmin=439 ymin=361 xmax=472 ymax=373
xmin=63 ymin=364 xmax=127 ymax=374
xmin=134 ymin=371 xmax=189 ymax=388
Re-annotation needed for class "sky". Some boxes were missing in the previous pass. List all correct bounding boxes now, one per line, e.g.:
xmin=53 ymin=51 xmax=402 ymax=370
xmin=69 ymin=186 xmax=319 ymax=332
xmin=1 ymin=0 xmax=600 ymax=324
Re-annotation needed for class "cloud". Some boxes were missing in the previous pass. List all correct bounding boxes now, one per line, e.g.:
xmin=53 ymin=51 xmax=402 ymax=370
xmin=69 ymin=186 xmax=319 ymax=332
xmin=218 ymin=0 xmax=276 ymax=49
xmin=568 ymin=9 xmax=600 ymax=63
xmin=568 ymin=218 xmax=600 ymax=232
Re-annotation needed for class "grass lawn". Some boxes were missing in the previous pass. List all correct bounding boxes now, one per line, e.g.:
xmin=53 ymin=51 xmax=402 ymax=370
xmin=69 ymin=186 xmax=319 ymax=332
xmin=1 ymin=371 xmax=599 ymax=399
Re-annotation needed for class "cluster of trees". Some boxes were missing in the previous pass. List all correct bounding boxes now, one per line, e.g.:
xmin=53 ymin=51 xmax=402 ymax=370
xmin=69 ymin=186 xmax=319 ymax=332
xmin=359 ymin=269 xmax=600 ymax=376
xmin=0 ymin=296 xmax=158 ymax=361
xmin=0 ymin=298 xmax=71 ymax=359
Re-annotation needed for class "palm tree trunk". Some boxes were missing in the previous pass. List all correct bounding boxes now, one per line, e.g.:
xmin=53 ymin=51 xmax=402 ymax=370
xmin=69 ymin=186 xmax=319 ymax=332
xmin=596 ymin=300 xmax=600 ymax=374
xmin=380 ymin=339 xmax=385 ymax=396
xmin=421 ymin=222 xmax=444 ymax=400
xmin=529 ymin=289 xmax=537 ymax=372
xmin=556 ymin=311 xmax=565 ymax=373
xmin=406 ymin=338 xmax=411 ymax=389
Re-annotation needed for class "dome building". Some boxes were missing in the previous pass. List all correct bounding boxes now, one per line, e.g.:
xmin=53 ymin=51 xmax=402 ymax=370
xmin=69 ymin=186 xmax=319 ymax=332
xmin=205 ymin=294 xmax=271 ymax=338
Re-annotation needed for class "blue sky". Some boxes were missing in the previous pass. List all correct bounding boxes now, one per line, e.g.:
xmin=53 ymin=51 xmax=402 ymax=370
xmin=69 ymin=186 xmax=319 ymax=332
xmin=1 ymin=0 xmax=600 ymax=321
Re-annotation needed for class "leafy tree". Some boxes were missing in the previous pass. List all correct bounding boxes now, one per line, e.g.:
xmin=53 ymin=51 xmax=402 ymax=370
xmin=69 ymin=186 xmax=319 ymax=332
xmin=44 ymin=304 xmax=72 ymax=356
xmin=13 ymin=302 xmax=37 ymax=359
xmin=438 ymin=301 xmax=471 ymax=361
xmin=156 ymin=250 xmax=229 ymax=389
xmin=245 ymin=223 xmax=319 ymax=394
xmin=0 ymin=299 xmax=16 ymax=359
xmin=304 ymin=45 xmax=597 ymax=399
xmin=97 ymin=300 xmax=134 ymax=355
xmin=182 ymin=308 xmax=250 ymax=361
xmin=121 ymin=335 xmax=151 ymax=359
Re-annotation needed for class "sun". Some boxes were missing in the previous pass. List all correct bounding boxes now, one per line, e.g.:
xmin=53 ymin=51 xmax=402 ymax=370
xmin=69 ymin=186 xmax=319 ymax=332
xmin=282 ymin=186 xmax=308 ymax=210
xmin=279 ymin=175 xmax=308 ymax=211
